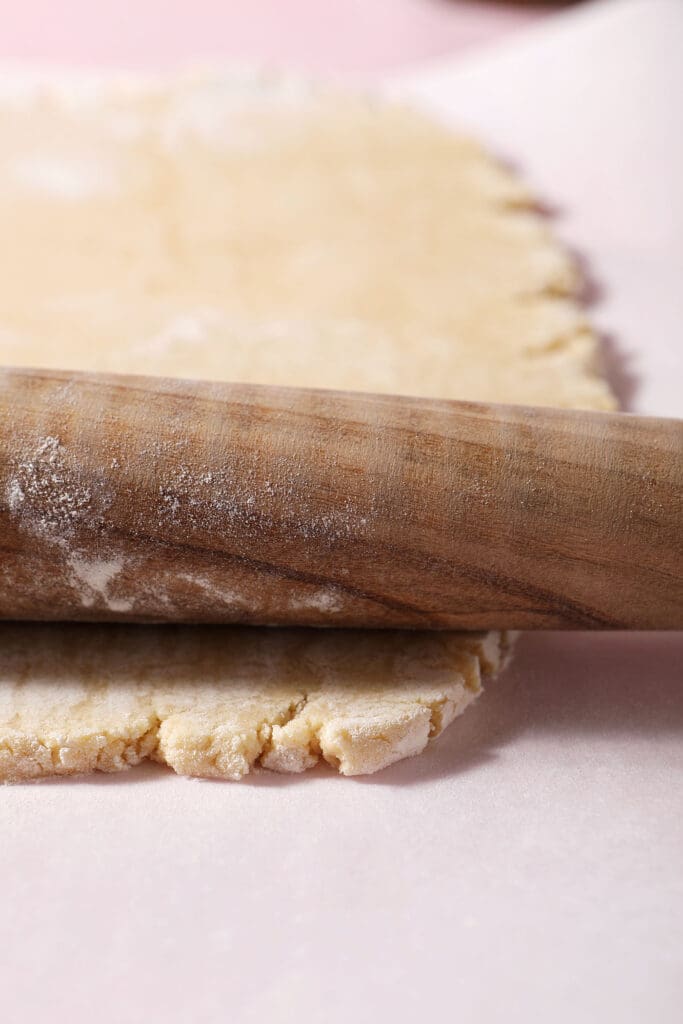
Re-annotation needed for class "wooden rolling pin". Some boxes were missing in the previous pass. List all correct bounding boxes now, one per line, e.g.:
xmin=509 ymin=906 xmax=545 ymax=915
xmin=1 ymin=365 xmax=681 ymax=630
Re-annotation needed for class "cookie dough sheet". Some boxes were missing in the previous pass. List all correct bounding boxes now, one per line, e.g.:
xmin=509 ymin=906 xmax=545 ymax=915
xmin=0 ymin=74 xmax=613 ymax=780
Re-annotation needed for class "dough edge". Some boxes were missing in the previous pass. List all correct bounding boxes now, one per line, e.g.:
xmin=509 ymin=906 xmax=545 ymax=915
xmin=0 ymin=631 xmax=515 ymax=783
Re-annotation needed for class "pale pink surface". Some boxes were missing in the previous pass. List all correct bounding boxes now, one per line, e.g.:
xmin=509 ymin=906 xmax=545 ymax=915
xmin=1 ymin=3 xmax=682 ymax=1023
xmin=1 ymin=0 xmax=553 ymax=70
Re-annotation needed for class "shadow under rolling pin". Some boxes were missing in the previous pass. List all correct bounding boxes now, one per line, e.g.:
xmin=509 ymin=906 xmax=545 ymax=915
xmin=1 ymin=366 xmax=681 ymax=630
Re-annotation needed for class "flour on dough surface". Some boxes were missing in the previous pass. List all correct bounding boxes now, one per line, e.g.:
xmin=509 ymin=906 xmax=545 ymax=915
xmin=0 ymin=624 xmax=511 ymax=782
xmin=0 ymin=71 xmax=613 ymax=781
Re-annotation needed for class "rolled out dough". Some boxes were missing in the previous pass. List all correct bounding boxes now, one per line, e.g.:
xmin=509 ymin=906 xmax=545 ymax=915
xmin=0 ymin=71 xmax=613 ymax=781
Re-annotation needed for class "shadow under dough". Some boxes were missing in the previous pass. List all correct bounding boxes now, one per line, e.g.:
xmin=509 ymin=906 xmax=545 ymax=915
xmin=360 ymin=631 xmax=683 ymax=787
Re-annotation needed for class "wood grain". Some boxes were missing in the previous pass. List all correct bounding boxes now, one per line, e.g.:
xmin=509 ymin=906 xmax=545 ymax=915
xmin=1 ymin=366 xmax=681 ymax=629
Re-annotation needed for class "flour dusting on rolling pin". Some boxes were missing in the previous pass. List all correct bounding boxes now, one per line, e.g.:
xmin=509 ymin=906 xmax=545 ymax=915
xmin=2 ymin=366 xmax=681 ymax=630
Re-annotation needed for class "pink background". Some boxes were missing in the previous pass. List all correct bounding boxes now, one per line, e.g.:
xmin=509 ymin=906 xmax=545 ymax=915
xmin=1 ymin=3 xmax=681 ymax=1023
xmin=0 ymin=0 xmax=560 ymax=71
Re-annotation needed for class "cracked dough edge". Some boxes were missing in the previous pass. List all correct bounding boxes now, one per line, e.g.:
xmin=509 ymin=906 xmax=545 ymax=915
xmin=0 ymin=632 xmax=516 ymax=783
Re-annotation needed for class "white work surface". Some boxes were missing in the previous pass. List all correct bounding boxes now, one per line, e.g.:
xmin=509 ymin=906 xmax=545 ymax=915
xmin=2 ymin=2 xmax=682 ymax=1021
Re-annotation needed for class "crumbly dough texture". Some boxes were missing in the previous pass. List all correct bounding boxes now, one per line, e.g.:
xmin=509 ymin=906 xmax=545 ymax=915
xmin=0 ymin=624 xmax=512 ymax=781
xmin=0 ymin=71 xmax=613 ymax=781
